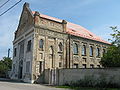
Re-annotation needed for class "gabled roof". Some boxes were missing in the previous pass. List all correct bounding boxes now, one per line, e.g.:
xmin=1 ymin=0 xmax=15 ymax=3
xmin=32 ymin=11 xmax=110 ymax=44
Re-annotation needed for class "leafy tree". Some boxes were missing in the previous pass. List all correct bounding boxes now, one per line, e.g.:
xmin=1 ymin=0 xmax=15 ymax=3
xmin=109 ymin=26 xmax=120 ymax=45
xmin=100 ymin=26 xmax=120 ymax=67
xmin=0 ymin=57 xmax=12 ymax=78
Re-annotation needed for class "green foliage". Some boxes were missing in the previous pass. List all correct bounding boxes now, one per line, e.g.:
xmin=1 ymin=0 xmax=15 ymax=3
xmin=100 ymin=26 xmax=120 ymax=67
xmin=0 ymin=57 xmax=12 ymax=78
xmin=100 ymin=45 xmax=120 ymax=67
xmin=65 ymin=75 xmax=120 ymax=89
xmin=109 ymin=26 xmax=120 ymax=45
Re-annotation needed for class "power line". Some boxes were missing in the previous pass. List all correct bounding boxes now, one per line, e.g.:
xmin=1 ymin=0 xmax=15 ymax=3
xmin=0 ymin=0 xmax=22 ymax=16
xmin=0 ymin=0 xmax=10 ymax=9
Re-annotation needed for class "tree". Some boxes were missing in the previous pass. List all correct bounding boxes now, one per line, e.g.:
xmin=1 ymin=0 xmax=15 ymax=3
xmin=0 ymin=57 xmax=12 ymax=78
xmin=100 ymin=26 xmax=120 ymax=67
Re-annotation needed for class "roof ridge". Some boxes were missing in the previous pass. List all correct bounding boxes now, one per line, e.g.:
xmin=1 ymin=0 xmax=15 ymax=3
xmin=32 ymin=11 xmax=110 ymax=44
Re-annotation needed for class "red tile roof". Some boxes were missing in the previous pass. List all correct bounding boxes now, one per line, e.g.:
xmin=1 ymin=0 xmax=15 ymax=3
xmin=32 ymin=11 xmax=110 ymax=44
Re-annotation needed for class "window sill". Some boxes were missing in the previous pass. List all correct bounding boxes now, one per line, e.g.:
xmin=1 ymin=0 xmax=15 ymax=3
xmin=82 ymin=55 xmax=86 ymax=56
xmin=96 ymin=56 xmax=100 ymax=58
xmin=38 ymin=48 xmax=44 ymax=51
xmin=58 ymin=51 xmax=63 ymax=53
xmin=73 ymin=54 xmax=79 ymax=55
xmin=90 ymin=55 xmax=93 ymax=57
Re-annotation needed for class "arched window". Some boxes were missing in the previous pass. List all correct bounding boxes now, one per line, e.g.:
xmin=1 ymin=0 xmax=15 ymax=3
xmin=103 ymin=49 xmax=106 ymax=55
xmin=27 ymin=40 xmax=31 ymax=52
xmin=82 ymin=45 xmax=86 ymax=55
xmin=49 ymin=46 xmax=53 ymax=55
xmin=90 ymin=46 xmax=93 ymax=56
xmin=96 ymin=48 xmax=100 ymax=57
xmin=73 ymin=43 xmax=78 ymax=54
xmin=49 ymin=46 xmax=54 ymax=68
xmin=58 ymin=42 xmax=63 ymax=52
xmin=39 ymin=39 xmax=44 ymax=50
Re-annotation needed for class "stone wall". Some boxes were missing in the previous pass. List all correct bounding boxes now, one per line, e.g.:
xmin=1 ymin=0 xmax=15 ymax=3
xmin=43 ymin=68 xmax=120 ymax=86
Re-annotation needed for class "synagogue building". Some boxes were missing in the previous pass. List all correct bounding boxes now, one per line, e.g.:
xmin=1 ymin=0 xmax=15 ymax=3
xmin=11 ymin=3 xmax=110 ymax=83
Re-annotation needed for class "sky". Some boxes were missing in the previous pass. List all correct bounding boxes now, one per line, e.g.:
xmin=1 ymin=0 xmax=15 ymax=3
xmin=0 ymin=0 xmax=120 ymax=59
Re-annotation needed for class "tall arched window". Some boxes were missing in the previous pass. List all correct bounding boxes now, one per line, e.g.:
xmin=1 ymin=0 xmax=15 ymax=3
xmin=49 ymin=46 xmax=54 ymax=68
xmin=58 ymin=42 xmax=63 ymax=52
xmin=82 ymin=45 xmax=86 ymax=56
xmin=39 ymin=39 xmax=44 ymax=50
xmin=73 ymin=43 xmax=78 ymax=54
xmin=96 ymin=48 xmax=100 ymax=57
xmin=49 ymin=46 xmax=53 ymax=55
xmin=90 ymin=46 xmax=93 ymax=56
xmin=103 ymin=49 xmax=106 ymax=55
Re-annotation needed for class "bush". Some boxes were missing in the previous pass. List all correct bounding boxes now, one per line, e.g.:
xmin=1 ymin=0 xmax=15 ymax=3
xmin=65 ymin=75 xmax=120 ymax=88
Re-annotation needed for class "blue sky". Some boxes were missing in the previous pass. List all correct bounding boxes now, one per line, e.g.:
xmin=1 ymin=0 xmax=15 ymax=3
xmin=0 ymin=0 xmax=120 ymax=59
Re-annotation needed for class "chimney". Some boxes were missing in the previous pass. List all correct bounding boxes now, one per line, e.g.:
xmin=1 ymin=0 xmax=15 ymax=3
xmin=62 ymin=20 xmax=67 ymax=32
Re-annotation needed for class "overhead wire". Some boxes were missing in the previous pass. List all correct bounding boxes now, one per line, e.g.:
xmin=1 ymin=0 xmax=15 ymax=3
xmin=0 ymin=0 xmax=10 ymax=9
xmin=0 ymin=0 xmax=22 ymax=16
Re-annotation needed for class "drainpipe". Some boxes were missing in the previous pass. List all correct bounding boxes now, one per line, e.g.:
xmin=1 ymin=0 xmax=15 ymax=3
xmin=68 ymin=34 xmax=71 ymax=68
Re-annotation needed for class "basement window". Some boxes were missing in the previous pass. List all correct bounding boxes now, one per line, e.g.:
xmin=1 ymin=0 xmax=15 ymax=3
xmin=74 ymin=64 xmax=79 ymax=68
xmin=82 ymin=64 xmax=86 ymax=68
xmin=90 ymin=64 xmax=94 ymax=68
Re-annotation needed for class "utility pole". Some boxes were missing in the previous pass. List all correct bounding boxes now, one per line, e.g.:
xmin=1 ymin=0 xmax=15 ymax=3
xmin=8 ymin=48 xmax=10 ymax=58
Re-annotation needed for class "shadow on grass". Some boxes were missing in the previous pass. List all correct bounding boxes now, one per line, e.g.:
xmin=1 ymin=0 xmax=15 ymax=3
xmin=56 ymin=86 xmax=120 ymax=90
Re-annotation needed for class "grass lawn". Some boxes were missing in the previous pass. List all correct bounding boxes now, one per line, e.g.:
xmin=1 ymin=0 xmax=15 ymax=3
xmin=56 ymin=86 xmax=120 ymax=90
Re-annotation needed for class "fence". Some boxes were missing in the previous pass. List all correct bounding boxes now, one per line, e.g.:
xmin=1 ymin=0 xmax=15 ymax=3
xmin=39 ymin=68 xmax=120 ymax=86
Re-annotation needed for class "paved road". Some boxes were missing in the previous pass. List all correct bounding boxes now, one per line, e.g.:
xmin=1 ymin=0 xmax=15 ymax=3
xmin=0 ymin=81 xmax=69 ymax=90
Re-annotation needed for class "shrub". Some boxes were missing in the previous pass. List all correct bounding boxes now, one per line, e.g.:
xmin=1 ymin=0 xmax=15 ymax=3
xmin=65 ymin=75 xmax=120 ymax=88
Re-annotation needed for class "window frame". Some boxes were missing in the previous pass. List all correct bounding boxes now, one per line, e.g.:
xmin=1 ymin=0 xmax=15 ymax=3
xmin=82 ymin=64 xmax=86 ymax=68
xmin=73 ymin=43 xmax=79 ymax=55
xmin=96 ymin=47 xmax=100 ymax=57
xmin=90 ymin=64 xmax=94 ymax=68
xmin=58 ymin=42 xmax=63 ymax=52
xmin=74 ymin=63 xmax=79 ymax=68
xmin=14 ymin=48 xmax=17 ymax=57
xmin=82 ymin=45 xmax=86 ymax=56
xmin=90 ymin=46 xmax=93 ymax=57
xmin=27 ymin=40 xmax=31 ymax=52
xmin=39 ymin=39 xmax=44 ymax=51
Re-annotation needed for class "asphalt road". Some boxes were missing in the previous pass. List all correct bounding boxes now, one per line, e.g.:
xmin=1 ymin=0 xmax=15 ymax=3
xmin=0 ymin=80 xmax=69 ymax=90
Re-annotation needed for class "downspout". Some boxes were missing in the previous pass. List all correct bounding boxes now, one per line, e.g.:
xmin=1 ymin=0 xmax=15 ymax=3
xmin=68 ymin=34 xmax=71 ymax=68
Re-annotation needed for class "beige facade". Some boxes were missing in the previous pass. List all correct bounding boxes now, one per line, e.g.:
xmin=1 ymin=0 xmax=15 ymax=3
xmin=11 ymin=3 xmax=109 ymax=83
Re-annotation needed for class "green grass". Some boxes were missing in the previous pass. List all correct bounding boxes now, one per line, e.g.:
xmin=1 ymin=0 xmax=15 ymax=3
xmin=56 ymin=86 xmax=120 ymax=90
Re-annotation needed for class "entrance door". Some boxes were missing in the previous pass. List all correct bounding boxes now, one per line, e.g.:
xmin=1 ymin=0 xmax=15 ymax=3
xmin=18 ymin=60 xmax=23 ymax=79
xmin=19 ymin=66 xmax=23 ymax=79
xmin=39 ymin=61 xmax=42 ymax=73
